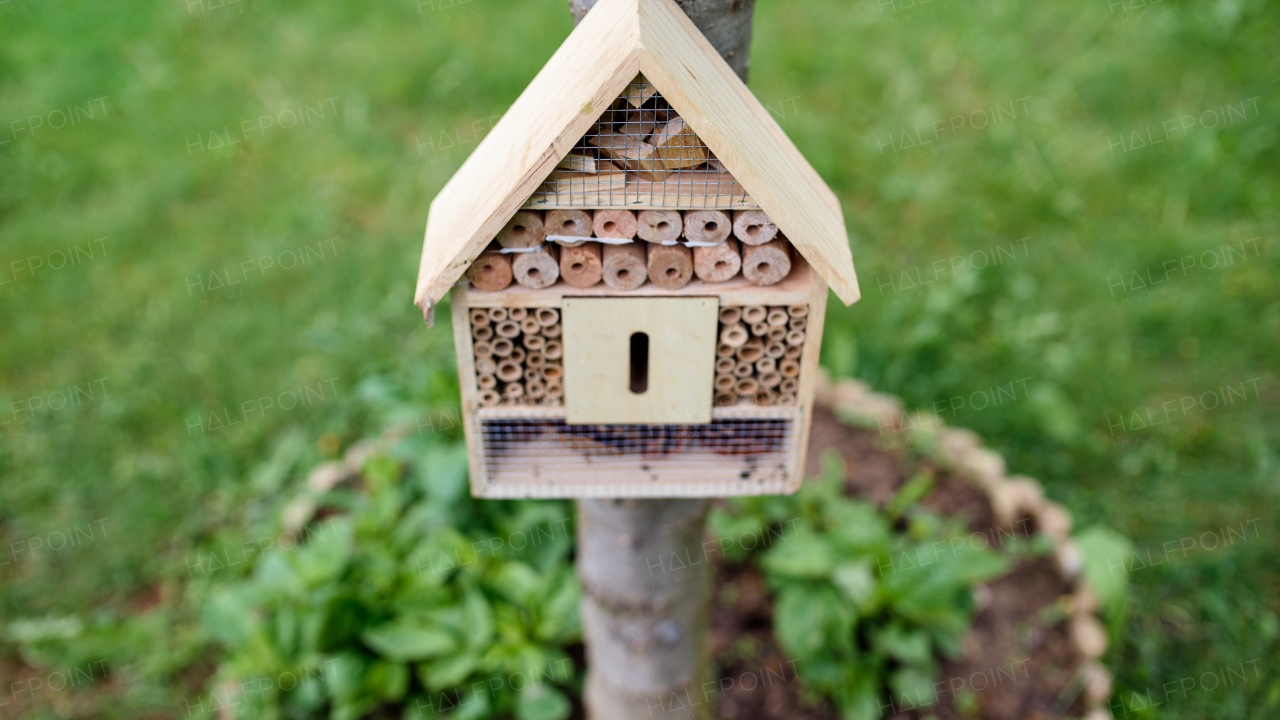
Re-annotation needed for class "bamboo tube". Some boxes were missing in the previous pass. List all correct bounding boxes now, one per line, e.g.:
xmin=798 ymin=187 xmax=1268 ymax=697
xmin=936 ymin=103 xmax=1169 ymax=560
xmin=789 ymin=305 xmax=809 ymax=318
xmin=524 ymin=368 xmax=540 ymax=383
xmin=786 ymin=329 xmax=807 ymax=346
xmin=478 ymin=390 xmax=501 ymax=407
xmin=473 ymin=341 xmax=494 ymax=359
xmin=513 ymin=245 xmax=560 ymax=289
xmin=527 ymin=352 xmax=546 ymax=369
xmin=470 ymin=309 xmax=490 ymax=326
xmin=487 ymin=308 xmax=508 ymax=322
xmin=693 ymin=237 xmax=741 ymax=284
xmin=476 ymin=358 xmax=497 ymax=376
xmin=753 ymin=387 xmax=778 ymax=406
xmin=732 ymin=209 xmax=779 ymax=246
xmin=759 ymin=371 xmax=782 ymax=388
xmin=767 ymin=327 xmax=787 ymax=343
xmin=756 ymin=358 xmax=776 ymax=374
xmin=543 ymin=324 xmax=562 ymax=338
xmin=542 ymin=364 xmax=564 ymax=382
xmin=593 ymin=209 xmax=638 ymax=239
xmin=779 ymin=359 xmax=801 ymax=378
xmin=646 ymin=243 xmax=694 ymax=291
xmin=509 ymin=308 xmax=528 ymax=321
xmin=509 ymin=346 xmax=525 ymax=363
xmin=751 ymin=322 xmax=769 ymax=337
xmin=784 ymin=345 xmax=803 ymax=360
xmin=715 ymin=357 xmax=736 ymax=375
xmin=543 ymin=340 xmax=563 ymax=360
xmin=527 ymin=382 xmax=546 ymax=401
xmin=716 ymin=343 xmax=735 ymax=358
xmin=766 ymin=308 xmax=788 ymax=326
xmin=546 ymin=381 xmax=564 ymax=399
xmin=466 ymin=249 xmax=513 ymax=292
xmin=521 ymin=317 xmax=541 ymax=335
xmin=789 ymin=317 xmax=807 ymax=332
xmin=742 ymin=239 xmax=792 ymax=286
xmin=714 ymin=374 xmax=736 ymax=392
xmin=734 ymin=378 xmax=759 ymax=395
xmin=715 ymin=393 xmax=738 ymax=408
xmin=733 ymin=361 xmax=754 ymax=378
xmin=742 ymin=305 xmax=767 ymax=324
xmin=779 ymin=393 xmax=797 ymax=406
xmin=496 ymin=360 xmax=522 ymax=382
xmin=637 ymin=210 xmax=682 ymax=244
xmin=738 ymin=338 xmax=765 ymax=363
xmin=503 ymin=383 xmax=524 ymax=399
xmin=497 ymin=211 xmax=546 ymax=249
xmin=546 ymin=209 xmax=592 ymax=241
xmin=536 ymin=308 xmax=559 ymax=326
xmin=683 ymin=210 xmax=731 ymax=245
xmin=495 ymin=320 xmax=521 ymax=339
xmin=780 ymin=378 xmax=798 ymax=395
xmin=523 ymin=335 xmax=546 ymax=351
xmin=719 ymin=323 xmax=748 ymax=347
xmin=602 ymin=242 xmax=647 ymax=290
xmin=473 ymin=325 xmax=494 ymax=342
xmin=477 ymin=374 xmax=497 ymax=390
xmin=718 ymin=307 xmax=742 ymax=325
xmin=560 ymin=242 xmax=603 ymax=288
xmin=765 ymin=342 xmax=786 ymax=359
xmin=491 ymin=339 xmax=513 ymax=357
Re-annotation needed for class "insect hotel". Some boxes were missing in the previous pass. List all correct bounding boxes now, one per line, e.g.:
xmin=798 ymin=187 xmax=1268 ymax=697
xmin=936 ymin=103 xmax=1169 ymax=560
xmin=414 ymin=0 xmax=860 ymax=499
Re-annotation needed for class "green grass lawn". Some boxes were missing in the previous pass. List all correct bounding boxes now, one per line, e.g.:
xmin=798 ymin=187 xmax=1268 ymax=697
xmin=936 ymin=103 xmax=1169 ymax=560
xmin=1 ymin=0 xmax=1276 ymax=716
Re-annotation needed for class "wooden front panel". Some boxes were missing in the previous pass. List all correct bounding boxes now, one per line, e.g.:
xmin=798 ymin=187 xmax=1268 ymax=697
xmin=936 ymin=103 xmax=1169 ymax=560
xmin=562 ymin=297 xmax=718 ymax=424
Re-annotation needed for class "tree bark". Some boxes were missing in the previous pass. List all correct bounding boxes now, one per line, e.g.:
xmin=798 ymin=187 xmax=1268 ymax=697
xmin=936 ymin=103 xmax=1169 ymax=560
xmin=571 ymin=3 xmax=755 ymax=718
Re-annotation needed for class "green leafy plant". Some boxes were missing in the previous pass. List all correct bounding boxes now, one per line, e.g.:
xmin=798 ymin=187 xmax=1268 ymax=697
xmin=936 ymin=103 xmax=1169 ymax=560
xmin=199 ymin=444 xmax=581 ymax=720
xmin=710 ymin=452 xmax=1010 ymax=719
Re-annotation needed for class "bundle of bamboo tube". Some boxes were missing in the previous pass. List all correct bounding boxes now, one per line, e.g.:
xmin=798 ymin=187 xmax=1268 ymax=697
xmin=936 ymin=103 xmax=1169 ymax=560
xmin=472 ymin=209 xmax=792 ymax=292
xmin=470 ymin=306 xmax=564 ymax=407
xmin=713 ymin=304 xmax=807 ymax=407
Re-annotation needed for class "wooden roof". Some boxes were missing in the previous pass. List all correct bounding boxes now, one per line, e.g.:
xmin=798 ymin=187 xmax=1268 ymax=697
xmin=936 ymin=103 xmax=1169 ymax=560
xmin=414 ymin=0 xmax=860 ymax=318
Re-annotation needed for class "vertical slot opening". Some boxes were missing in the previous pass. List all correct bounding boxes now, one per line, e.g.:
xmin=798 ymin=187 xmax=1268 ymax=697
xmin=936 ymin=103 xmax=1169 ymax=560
xmin=629 ymin=332 xmax=649 ymax=394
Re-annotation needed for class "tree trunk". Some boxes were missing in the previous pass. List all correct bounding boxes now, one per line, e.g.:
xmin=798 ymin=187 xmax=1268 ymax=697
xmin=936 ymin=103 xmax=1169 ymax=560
xmin=571 ymin=4 xmax=755 ymax=718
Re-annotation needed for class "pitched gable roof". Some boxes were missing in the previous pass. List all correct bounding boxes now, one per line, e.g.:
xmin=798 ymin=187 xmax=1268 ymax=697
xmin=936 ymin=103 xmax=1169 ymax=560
xmin=414 ymin=0 xmax=860 ymax=316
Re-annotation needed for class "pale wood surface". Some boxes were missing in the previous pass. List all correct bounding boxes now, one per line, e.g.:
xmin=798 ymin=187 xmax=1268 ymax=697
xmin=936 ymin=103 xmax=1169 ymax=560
xmin=450 ymin=285 xmax=488 ymax=497
xmin=415 ymin=0 xmax=859 ymax=314
xmin=791 ymin=275 xmax=829 ymax=491
xmin=467 ymin=253 xmax=812 ymax=307
xmin=562 ymin=297 xmax=718 ymax=424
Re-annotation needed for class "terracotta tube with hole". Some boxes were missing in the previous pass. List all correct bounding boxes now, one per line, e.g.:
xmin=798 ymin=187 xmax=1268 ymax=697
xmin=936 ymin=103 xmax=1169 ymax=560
xmin=683 ymin=210 xmax=731 ymax=245
xmin=779 ymin=359 xmax=801 ymax=378
xmin=503 ymin=382 xmax=524 ymax=399
xmin=789 ymin=317 xmax=807 ymax=332
xmin=646 ymin=242 xmax=694 ymax=290
xmin=543 ymin=324 xmax=562 ymax=338
xmin=780 ymin=378 xmax=798 ymax=395
xmin=719 ymin=323 xmax=748 ymax=348
xmin=718 ymin=307 xmax=742 ymax=325
xmin=786 ymin=330 xmax=806 ymax=346
xmin=546 ymin=381 xmax=564 ymax=398
xmin=546 ymin=209 xmax=592 ymax=244
xmin=788 ymin=305 xmax=809 ymax=318
xmin=742 ymin=239 xmax=792 ymax=286
xmin=513 ymin=245 xmax=559 ymax=289
xmin=779 ymin=393 xmax=797 ymax=406
xmin=759 ymin=371 xmax=782 ymax=388
xmin=478 ymin=390 xmax=501 ymax=407
xmin=466 ymin=248 xmax=513 ymax=292
xmin=637 ymin=210 xmax=682 ymax=244
xmin=765 ymin=342 xmax=786 ymax=359
xmin=496 ymin=360 xmax=522 ymax=382
xmin=715 ymin=393 xmax=737 ymax=407
xmin=766 ymin=308 xmax=788 ymax=326
xmin=495 ymin=320 xmax=520 ymax=339
xmin=527 ymin=352 xmax=546 ymax=369
xmin=737 ymin=339 xmax=765 ymax=363
xmin=560 ymin=242 xmax=603 ymax=288
xmin=751 ymin=321 xmax=769 ymax=337
xmin=593 ymin=209 xmax=638 ymax=239
xmin=756 ymin=358 xmax=776 ymax=374
xmin=527 ymin=382 xmax=546 ymax=400
xmin=487 ymin=308 xmax=508 ymax=322
xmin=541 ymin=364 xmax=564 ymax=382
xmin=536 ymin=308 xmax=559 ymax=326
xmin=497 ymin=211 xmax=545 ymax=249
xmin=491 ymin=338 xmax=513 ymax=357
xmin=693 ymin=237 xmax=741 ymax=283
xmin=716 ymin=343 xmax=735 ymax=358
xmin=784 ymin=344 xmax=803 ymax=360
xmin=715 ymin=374 xmax=736 ymax=392
xmin=742 ymin=305 xmax=766 ymax=324
xmin=521 ymin=317 xmax=541 ymax=335
xmin=476 ymin=358 xmax=497 ymax=375
xmin=473 ymin=341 xmax=494 ymax=359
xmin=543 ymin=340 xmax=563 ymax=360
xmin=715 ymin=357 xmax=736 ymax=375
xmin=734 ymin=378 xmax=759 ymax=396
xmin=477 ymin=374 xmax=497 ymax=390
xmin=523 ymin=335 xmax=546 ymax=351
xmin=602 ymin=242 xmax=647 ymax=290
xmin=767 ymin=327 xmax=787 ymax=342
xmin=753 ymin=387 xmax=778 ymax=406
xmin=509 ymin=346 xmax=525 ymax=363
xmin=473 ymin=325 xmax=494 ymax=342
xmin=470 ymin=309 xmax=490 ymax=326
xmin=733 ymin=361 xmax=754 ymax=378
xmin=524 ymin=368 xmax=539 ymax=383
xmin=732 ymin=209 xmax=779 ymax=246
xmin=508 ymin=308 xmax=528 ymax=321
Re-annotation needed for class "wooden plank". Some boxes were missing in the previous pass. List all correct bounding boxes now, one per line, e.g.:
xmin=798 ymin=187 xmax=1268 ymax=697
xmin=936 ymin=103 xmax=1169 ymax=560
xmin=789 ymin=274 xmax=829 ymax=494
xmin=562 ymin=297 xmax=718 ymax=424
xmin=467 ymin=254 xmax=813 ymax=308
xmin=450 ymin=285 xmax=488 ymax=496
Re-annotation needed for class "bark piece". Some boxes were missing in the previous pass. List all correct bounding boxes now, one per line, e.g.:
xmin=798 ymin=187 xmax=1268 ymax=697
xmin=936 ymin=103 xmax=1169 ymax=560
xmin=683 ymin=210 xmax=731 ymax=245
xmin=512 ymin=245 xmax=560 ymax=289
xmin=497 ymin=211 xmax=546 ymax=249
xmin=646 ymin=243 xmax=694 ymax=291
xmin=593 ymin=209 xmax=638 ymax=239
xmin=693 ymin=237 xmax=741 ymax=283
xmin=742 ymin=239 xmax=792 ymax=286
xmin=637 ymin=118 xmax=709 ymax=179
xmin=546 ymin=209 xmax=594 ymax=242
xmin=590 ymin=131 xmax=656 ymax=173
xmin=602 ymin=242 xmax=647 ymax=290
xmin=557 ymin=154 xmax=598 ymax=173
xmin=561 ymin=242 xmax=604 ymax=288
xmin=624 ymin=76 xmax=657 ymax=108
xmin=732 ymin=209 xmax=779 ymax=246
xmin=637 ymin=210 xmax=683 ymax=244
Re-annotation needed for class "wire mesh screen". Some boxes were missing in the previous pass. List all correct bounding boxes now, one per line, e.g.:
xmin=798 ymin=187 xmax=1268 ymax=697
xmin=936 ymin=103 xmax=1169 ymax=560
xmin=473 ymin=407 xmax=802 ymax=498
xmin=524 ymin=75 xmax=758 ymax=210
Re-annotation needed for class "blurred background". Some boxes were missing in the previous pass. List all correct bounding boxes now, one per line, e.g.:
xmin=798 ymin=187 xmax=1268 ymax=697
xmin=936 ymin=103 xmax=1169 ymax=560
xmin=0 ymin=0 xmax=1276 ymax=717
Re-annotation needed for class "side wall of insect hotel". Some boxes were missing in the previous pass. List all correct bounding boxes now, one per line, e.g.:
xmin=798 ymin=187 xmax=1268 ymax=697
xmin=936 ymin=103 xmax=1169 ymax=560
xmin=448 ymin=76 xmax=832 ymax=499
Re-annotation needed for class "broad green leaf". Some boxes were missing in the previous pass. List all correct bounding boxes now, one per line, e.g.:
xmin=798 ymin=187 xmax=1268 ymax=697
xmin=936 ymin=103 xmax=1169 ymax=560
xmin=886 ymin=472 xmax=934 ymax=519
xmin=361 ymin=622 xmax=456 ymax=661
xmin=463 ymin=588 xmax=496 ymax=649
xmin=872 ymin=625 xmax=932 ymax=665
xmin=1073 ymin=524 xmax=1133 ymax=617
xmin=773 ymin=584 xmax=853 ymax=658
xmin=516 ymin=685 xmax=572 ymax=720
xmin=837 ymin=674 xmax=882 ymax=720
xmin=889 ymin=667 xmax=937 ymax=710
xmin=760 ymin=527 xmax=836 ymax=579
xmin=364 ymin=660 xmax=409 ymax=701
xmin=418 ymin=652 xmax=481 ymax=692
xmin=488 ymin=562 xmax=543 ymax=605
xmin=832 ymin=561 xmax=877 ymax=609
